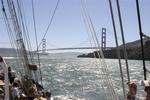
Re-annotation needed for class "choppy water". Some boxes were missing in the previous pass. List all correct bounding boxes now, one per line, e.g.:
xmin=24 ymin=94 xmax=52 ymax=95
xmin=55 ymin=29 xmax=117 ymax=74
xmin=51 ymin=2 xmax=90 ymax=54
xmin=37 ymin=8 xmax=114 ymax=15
xmin=4 ymin=55 xmax=150 ymax=100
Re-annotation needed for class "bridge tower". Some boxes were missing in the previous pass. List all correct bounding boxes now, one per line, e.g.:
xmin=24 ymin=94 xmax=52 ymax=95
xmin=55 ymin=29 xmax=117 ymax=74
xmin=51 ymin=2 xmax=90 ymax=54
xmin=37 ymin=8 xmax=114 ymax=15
xmin=101 ymin=28 xmax=106 ymax=50
xmin=42 ymin=38 xmax=46 ymax=53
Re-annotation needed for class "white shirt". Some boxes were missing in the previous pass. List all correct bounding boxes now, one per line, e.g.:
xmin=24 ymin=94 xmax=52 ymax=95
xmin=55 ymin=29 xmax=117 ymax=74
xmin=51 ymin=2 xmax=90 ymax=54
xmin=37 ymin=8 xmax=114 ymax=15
xmin=12 ymin=87 xmax=20 ymax=99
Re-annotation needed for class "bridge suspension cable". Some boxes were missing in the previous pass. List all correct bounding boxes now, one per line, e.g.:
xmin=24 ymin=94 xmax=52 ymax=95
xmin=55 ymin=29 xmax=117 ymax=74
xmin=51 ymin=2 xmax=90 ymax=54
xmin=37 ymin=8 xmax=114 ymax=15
xmin=37 ymin=0 xmax=60 ymax=49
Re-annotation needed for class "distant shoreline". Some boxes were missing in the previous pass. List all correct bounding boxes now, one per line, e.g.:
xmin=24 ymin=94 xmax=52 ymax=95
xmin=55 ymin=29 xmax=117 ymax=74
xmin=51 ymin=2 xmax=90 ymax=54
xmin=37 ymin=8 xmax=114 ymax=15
xmin=78 ymin=40 xmax=150 ymax=60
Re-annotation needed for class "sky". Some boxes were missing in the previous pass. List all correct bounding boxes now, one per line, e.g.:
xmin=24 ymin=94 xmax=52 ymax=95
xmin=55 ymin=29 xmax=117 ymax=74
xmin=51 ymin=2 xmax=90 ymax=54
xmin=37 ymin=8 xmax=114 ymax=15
xmin=0 ymin=0 xmax=150 ymax=52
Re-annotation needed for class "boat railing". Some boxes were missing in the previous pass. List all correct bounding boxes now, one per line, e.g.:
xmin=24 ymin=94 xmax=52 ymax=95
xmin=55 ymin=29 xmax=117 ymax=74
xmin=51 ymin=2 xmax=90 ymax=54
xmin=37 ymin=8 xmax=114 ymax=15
xmin=0 ymin=56 xmax=9 ymax=100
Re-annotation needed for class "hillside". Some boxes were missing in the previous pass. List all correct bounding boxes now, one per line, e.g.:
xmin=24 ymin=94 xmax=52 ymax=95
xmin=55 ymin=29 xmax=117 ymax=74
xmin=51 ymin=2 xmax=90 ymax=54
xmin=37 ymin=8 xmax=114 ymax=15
xmin=0 ymin=48 xmax=34 ymax=57
xmin=0 ymin=48 xmax=17 ymax=57
xmin=78 ymin=39 xmax=150 ymax=60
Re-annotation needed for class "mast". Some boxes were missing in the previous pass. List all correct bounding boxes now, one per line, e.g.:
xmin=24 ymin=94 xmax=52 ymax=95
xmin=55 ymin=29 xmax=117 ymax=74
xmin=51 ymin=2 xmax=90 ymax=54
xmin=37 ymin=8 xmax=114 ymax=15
xmin=2 ymin=0 xmax=32 ymax=78
xmin=12 ymin=0 xmax=31 ymax=78
xmin=136 ymin=0 xmax=146 ymax=80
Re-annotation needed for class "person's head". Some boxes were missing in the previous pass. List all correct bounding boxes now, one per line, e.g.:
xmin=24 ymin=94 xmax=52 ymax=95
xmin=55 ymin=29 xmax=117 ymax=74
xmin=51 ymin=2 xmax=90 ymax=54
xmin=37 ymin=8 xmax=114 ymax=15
xmin=45 ymin=91 xmax=51 ymax=98
xmin=37 ymin=91 xmax=43 ymax=97
xmin=28 ymin=84 xmax=38 ymax=95
xmin=12 ymin=82 xmax=19 ymax=87
xmin=127 ymin=81 xmax=137 ymax=95
xmin=8 ymin=67 xmax=11 ymax=72
xmin=140 ymin=80 xmax=150 ymax=95
xmin=14 ymin=78 xmax=21 ymax=85
xmin=0 ymin=74 xmax=4 ymax=81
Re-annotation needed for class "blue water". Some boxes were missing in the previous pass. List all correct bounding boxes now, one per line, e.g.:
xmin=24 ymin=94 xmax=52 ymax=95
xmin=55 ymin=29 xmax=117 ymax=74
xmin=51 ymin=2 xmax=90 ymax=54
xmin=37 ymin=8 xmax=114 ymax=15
xmin=4 ymin=55 xmax=150 ymax=100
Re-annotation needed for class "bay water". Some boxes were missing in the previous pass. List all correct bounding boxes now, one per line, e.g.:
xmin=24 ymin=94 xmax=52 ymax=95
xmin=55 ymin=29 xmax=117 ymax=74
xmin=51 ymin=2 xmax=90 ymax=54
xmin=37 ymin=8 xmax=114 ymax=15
xmin=4 ymin=54 xmax=150 ymax=100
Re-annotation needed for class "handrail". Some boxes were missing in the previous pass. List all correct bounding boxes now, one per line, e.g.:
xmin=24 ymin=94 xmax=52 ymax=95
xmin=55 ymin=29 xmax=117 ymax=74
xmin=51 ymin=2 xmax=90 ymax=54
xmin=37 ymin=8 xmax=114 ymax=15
xmin=0 ymin=56 xmax=9 ymax=100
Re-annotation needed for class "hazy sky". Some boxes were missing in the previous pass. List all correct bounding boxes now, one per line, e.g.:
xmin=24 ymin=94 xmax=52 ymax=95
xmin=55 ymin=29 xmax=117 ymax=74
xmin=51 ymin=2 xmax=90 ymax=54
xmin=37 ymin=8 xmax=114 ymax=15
xmin=0 ymin=0 xmax=150 ymax=52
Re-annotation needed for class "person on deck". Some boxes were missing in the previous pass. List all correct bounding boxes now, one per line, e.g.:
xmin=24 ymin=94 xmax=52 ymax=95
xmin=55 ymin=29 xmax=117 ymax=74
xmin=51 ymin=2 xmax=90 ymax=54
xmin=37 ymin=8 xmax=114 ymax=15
xmin=0 ymin=73 xmax=4 ymax=81
xmin=11 ymin=82 xmax=21 ymax=100
xmin=11 ymin=79 xmax=27 ymax=100
xmin=0 ymin=87 xmax=4 ymax=99
xmin=45 ymin=91 xmax=51 ymax=100
xmin=8 ymin=67 xmax=16 ymax=84
xmin=126 ymin=81 xmax=137 ymax=100
xmin=140 ymin=80 xmax=150 ymax=100
xmin=33 ymin=91 xmax=46 ymax=100
xmin=144 ymin=86 xmax=150 ymax=100
xmin=28 ymin=84 xmax=39 ymax=100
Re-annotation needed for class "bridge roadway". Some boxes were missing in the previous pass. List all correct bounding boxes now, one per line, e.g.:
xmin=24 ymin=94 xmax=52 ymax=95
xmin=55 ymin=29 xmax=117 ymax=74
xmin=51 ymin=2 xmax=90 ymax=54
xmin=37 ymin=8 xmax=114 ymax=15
xmin=38 ymin=47 xmax=114 ymax=51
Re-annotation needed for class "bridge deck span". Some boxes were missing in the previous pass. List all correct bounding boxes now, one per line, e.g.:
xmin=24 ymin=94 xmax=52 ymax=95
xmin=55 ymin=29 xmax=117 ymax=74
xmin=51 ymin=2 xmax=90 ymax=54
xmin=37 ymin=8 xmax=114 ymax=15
xmin=38 ymin=47 xmax=114 ymax=51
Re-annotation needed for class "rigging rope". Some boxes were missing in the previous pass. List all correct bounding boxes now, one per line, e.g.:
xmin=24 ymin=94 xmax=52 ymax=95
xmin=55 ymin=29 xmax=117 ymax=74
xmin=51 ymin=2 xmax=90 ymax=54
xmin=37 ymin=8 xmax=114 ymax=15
xmin=81 ymin=3 xmax=108 ymax=99
xmin=116 ymin=0 xmax=130 ymax=83
xmin=1 ymin=3 xmax=19 ymax=60
xmin=21 ymin=2 xmax=35 ymax=63
xmin=1 ymin=0 xmax=20 ymax=62
xmin=31 ymin=0 xmax=43 ymax=85
xmin=37 ymin=0 xmax=60 ymax=49
xmin=16 ymin=0 xmax=35 ymax=63
xmin=81 ymin=0 xmax=119 ymax=99
xmin=7 ymin=0 xmax=26 ymax=73
xmin=136 ymin=0 xmax=147 ymax=80
xmin=83 ymin=2 xmax=118 ymax=100
xmin=1 ymin=0 xmax=27 ymax=76
xmin=5 ymin=0 xmax=33 ymax=77
xmin=108 ymin=0 xmax=126 ymax=98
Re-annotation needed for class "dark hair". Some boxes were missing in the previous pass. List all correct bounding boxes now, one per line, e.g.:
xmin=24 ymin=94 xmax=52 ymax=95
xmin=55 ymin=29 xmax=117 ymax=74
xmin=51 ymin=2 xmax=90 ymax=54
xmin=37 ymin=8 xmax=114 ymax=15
xmin=0 ymin=74 xmax=4 ymax=80
xmin=45 ymin=91 xmax=51 ymax=97
xmin=145 ymin=86 xmax=150 ymax=92
xmin=8 ymin=67 xmax=11 ymax=71
xmin=12 ymin=82 xmax=19 ymax=87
